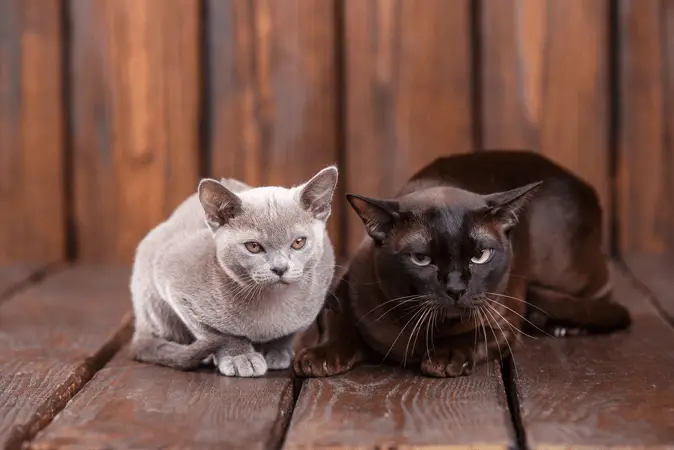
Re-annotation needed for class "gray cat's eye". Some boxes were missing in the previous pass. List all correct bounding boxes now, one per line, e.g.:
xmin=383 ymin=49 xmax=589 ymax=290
xmin=471 ymin=248 xmax=494 ymax=264
xmin=244 ymin=241 xmax=264 ymax=254
xmin=291 ymin=237 xmax=307 ymax=250
xmin=409 ymin=253 xmax=431 ymax=267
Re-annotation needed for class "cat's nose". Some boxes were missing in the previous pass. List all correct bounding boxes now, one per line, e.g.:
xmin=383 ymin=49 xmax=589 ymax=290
xmin=446 ymin=285 xmax=467 ymax=300
xmin=270 ymin=265 xmax=288 ymax=276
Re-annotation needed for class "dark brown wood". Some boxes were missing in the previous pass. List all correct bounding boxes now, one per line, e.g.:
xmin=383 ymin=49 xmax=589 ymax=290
xmin=618 ymin=0 xmax=673 ymax=254
xmin=623 ymin=253 xmax=674 ymax=322
xmin=32 ymin=348 xmax=294 ymax=450
xmin=344 ymin=0 xmax=473 ymax=254
xmin=513 ymin=265 xmax=674 ymax=448
xmin=71 ymin=0 xmax=200 ymax=263
xmin=284 ymin=364 xmax=512 ymax=449
xmin=0 ymin=0 xmax=65 ymax=264
xmin=482 ymin=0 xmax=611 ymax=249
xmin=207 ymin=0 xmax=342 ymax=253
xmin=0 ymin=267 xmax=132 ymax=449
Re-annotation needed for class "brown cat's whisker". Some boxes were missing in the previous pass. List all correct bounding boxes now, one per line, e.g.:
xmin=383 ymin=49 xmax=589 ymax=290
xmin=485 ymin=291 xmax=550 ymax=316
xmin=484 ymin=298 xmax=554 ymax=338
xmin=382 ymin=306 xmax=427 ymax=364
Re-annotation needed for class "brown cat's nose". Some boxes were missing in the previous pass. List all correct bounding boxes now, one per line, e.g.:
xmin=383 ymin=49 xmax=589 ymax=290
xmin=445 ymin=271 xmax=467 ymax=299
xmin=271 ymin=265 xmax=288 ymax=276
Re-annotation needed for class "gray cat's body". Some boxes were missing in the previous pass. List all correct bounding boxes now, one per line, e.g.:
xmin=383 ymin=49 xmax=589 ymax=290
xmin=130 ymin=168 xmax=338 ymax=377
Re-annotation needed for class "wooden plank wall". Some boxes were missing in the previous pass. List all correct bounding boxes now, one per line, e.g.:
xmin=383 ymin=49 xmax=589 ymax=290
xmin=0 ymin=0 xmax=672 ymax=264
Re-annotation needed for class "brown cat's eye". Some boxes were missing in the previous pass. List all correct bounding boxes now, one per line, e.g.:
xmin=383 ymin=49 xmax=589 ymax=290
xmin=244 ymin=242 xmax=263 ymax=254
xmin=291 ymin=237 xmax=307 ymax=250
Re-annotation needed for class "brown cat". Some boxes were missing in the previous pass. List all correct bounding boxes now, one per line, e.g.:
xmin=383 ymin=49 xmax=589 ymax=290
xmin=293 ymin=151 xmax=631 ymax=378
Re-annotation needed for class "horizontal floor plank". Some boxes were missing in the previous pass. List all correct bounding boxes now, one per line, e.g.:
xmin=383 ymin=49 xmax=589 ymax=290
xmin=513 ymin=265 xmax=674 ymax=448
xmin=284 ymin=364 xmax=513 ymax=449
xmin=623 ymin=253 xmax=674 ymax=322
xmin=32 ymin=348 xmax=295 ymax=450
xmin=0 ymin=266 xmax=44 ymax=300
xmin=0 ymin=267 xmax=132 ymax=449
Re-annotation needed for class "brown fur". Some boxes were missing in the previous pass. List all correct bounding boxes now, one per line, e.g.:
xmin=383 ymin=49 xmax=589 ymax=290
xmin=293 ymin=151 xmax=631 ymax=378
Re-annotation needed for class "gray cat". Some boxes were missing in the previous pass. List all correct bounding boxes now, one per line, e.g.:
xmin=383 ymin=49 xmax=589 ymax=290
xmin=129 ymin=167 xmax=338 ymax=377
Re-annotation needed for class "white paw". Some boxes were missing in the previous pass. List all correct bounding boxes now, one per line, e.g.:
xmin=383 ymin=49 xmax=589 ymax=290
xmin=217 ymin=352 xmax=268 ymax=377
xmin=264 ymin=348 xmax=294 ymax=370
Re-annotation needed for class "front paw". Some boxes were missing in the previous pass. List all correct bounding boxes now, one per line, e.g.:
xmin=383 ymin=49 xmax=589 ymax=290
xmin=421 ymin=348 xmax=475 ymax=378
xmin=264 ymin=348 xmax=294 ymax=370
xmin=216 ymin=352 xmax=267 ymax=377
xmin=293 ymin=342 xmax=360 ymax=378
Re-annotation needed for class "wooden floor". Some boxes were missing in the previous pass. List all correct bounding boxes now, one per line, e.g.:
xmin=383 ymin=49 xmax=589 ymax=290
xmin=1 ymin=256 xmax=673 ymax=450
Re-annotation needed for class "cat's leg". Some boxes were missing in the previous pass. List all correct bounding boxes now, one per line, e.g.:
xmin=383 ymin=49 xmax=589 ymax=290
xmin=293 ymin=309 xmax=371 ymax=377
xmin=210 ymin=335 xmax=268 ymax=377
xmin=257 ymin=334 xmax=295 ymax=370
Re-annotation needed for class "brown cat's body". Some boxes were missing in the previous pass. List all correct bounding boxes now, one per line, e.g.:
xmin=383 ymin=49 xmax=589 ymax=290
xmin=294 ymin=151 xmax=631 ymax=378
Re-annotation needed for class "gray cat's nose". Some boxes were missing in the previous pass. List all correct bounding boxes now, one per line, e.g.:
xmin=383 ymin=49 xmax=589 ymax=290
xmin=270 ymin=265 xmax=288 ymax=276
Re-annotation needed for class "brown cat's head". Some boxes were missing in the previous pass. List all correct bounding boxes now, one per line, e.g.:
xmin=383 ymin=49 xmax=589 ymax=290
xmin=346 ymin=182 xmax=542 ymax=319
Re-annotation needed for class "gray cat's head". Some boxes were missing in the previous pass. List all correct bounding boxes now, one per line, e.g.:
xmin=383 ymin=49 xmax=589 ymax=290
xmin=198 ymin=166 xmax=338 ymax=287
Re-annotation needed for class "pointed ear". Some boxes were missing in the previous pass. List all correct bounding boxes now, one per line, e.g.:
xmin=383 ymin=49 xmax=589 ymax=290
xmin=483 ymin=181 xmax=542 ymax=230
xmin=297 ymin=166 xmax=339 ymax=222
xmin=346 ymin=193 xmax=399 ymax=243
xmin=198 ymin=178 xmax=242 ymax=232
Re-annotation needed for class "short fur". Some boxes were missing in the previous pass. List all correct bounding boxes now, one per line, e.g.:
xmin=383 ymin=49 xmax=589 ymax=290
xmin=294 ymin=151 xmax=631 ymax=378
xmin=130 ymin=167 xmax=338 ymax=377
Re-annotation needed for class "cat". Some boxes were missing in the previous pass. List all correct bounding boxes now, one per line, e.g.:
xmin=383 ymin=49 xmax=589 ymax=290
xmin=293 ymin=151 xmax=631 ymax=378
xmin=130 ymin=166 xmax=338 ymax=377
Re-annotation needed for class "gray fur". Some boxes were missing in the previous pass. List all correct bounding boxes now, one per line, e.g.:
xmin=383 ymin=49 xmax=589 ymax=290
xmin=130 ymin=167 xmax=338 ymax=377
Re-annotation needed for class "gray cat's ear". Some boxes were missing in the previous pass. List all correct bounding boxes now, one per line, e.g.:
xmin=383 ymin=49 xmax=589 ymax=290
xmin=298 ymin=166 xmax=339 ymax=222
xmin=483 ymin=181 xmax=543 ymax=231
xmin=346 ymin=194 xmax=399 ymax=244
xmin=198 ymin=178 xmax=242 ymax=232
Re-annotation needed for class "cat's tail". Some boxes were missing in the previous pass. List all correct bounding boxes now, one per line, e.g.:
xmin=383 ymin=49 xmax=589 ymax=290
xmin=525 ymin=283 xmax=631 ymax=335
xmin=130 ymin=334 xmax=225 ymax=370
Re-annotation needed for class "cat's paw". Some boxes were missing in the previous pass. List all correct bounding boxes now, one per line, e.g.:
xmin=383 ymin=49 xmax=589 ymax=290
xmin=293 ymin=342 xmax=361 ymax=378
xmin=216 ymin=352 xmax=268 ymax=377
xmin=420 ymin=349 xmax=475 ymax=378
xmin=551 ymin=326 xmax=587 ymax=338
xmin=264 ymin=348 xmax=294 ymax=370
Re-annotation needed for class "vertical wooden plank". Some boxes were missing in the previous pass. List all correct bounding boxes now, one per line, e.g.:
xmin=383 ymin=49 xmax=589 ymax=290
xmin=618 ymin=0 xmax=667 ymax=254
xmin=482 ymin=0 xmax=611 ymax=249
xmin=0 ymin=0 xmax=65 ymax=264
xmin=208 ymin=0 xmax=341 ymax=251
xmin=345 ymin=0 xmax=473 ymax=253
xmin=71 ymin=0 xmax=200 ymax=263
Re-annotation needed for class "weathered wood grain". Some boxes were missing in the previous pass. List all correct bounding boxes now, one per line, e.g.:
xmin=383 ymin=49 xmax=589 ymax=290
xmin=0 ymin=0 xmax=65 ymax=264
xmin=344 ymin=0 xmax=474 ymax=254
xmin=284 ymin=364 xmax=512 ymax=449
xmin=0 ymin=267 xmax=132 ymax=449
xmin=513 ymin=265 xmax=674 ymax=448
xmin=70 ymin=0 xmax=200 ymax=263
xmin=0 ymin=266 xmax=41 ymax=301
xmin=32 ymin=348 xmax=295 ymax=450
xmin=618 ymin=0 xmax=673 ymax=254
xmin=207 ymin=0 xmax=342 ymax=253
xmin=623 ymin=253 xmax=674 ymax=323
xmin=482 ymin=0 xmax=611 ymax=248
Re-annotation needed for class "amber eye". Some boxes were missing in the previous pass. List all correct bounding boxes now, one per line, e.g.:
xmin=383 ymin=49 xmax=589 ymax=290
xmin=291 ymin=237 xmax=307 ymax=250
xmin=244 ymin=242 xmax=263 ymax=254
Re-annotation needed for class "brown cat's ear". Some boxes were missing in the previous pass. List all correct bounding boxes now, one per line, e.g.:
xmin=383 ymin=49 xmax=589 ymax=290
xmin=298 ymin=166 xmax=339 ymax=222
xmin=483 ymin=181 xmax=543 ymax=231
xmin=198 ymin=178 xmax=243 ymax=232
xmin=346 ymin=194 xmax=399 ymax=243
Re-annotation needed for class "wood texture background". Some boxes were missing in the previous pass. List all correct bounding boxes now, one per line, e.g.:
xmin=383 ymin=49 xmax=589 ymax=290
xmin=0 ymin=0 xmax=672 ymax=263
